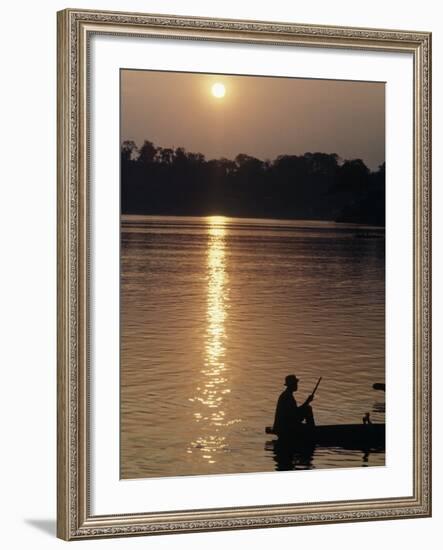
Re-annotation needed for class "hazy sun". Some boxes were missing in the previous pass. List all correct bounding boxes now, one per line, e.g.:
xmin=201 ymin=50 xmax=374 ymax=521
xmin=211 ymin=83 xmax=226 ymax=98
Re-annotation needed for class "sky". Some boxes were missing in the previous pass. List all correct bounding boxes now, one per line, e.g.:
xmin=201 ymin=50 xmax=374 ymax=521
xmin=121 ymin=69 xmax=385 ymax=171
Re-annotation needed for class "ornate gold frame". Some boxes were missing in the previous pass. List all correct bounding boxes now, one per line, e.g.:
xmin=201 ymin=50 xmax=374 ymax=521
xmin=57 ymin=8 xmax=431 ymax=540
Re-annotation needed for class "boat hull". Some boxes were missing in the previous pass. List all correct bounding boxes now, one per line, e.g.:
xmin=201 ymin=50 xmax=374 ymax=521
xmin=265 ymin=423 xmax=385 ymax=450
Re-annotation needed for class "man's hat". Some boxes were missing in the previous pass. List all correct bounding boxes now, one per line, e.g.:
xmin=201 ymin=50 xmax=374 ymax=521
xmin=284 ymin=374 xmax=299 ymax=386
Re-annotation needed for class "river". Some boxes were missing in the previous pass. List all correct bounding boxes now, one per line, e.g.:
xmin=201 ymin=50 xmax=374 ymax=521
xmin=120 ymin=215 xmax=385 ymax=478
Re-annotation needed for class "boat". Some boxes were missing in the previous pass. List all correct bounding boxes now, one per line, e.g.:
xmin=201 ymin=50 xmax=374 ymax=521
xmin=265 ymin=423 xmax=385 ymax=451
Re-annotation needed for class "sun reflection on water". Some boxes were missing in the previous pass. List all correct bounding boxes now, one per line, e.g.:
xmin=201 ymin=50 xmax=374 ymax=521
xmin=188 ymin=217 xmax=239 ymax=464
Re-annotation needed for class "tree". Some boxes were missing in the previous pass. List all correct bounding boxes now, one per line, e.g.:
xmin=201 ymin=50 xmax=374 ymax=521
xmin=121 ymin=140 xmax=138 ymax=163
xmin=138 ymin=140 xmax=157 ymax=165
xmin=157 ymin=147 xmax=174 ymax=165
xmin=337 ymin=159 xmax=370 ymax=189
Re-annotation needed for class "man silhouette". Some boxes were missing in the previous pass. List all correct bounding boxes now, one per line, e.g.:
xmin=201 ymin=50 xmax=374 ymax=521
xmin=272 ymin=374 xmax=315 ymax=438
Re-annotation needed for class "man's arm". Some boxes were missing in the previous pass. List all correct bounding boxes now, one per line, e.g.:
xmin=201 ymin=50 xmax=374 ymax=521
xmin=301 ymin=394 xmax=314 ymax=408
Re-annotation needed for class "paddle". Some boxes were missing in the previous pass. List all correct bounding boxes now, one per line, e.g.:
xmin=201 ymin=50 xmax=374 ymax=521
xmin=311 ymin=376 xmax=322 ymax=397
xmin=305 ymin=377 xmax=322 ymax=406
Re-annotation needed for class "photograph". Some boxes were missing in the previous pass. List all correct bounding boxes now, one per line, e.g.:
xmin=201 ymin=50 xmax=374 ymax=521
xmin=119 ymin=69 xmax=386 ymax=479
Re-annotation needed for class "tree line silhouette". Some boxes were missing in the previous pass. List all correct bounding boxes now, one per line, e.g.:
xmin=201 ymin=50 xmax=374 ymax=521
xmin=121 ymin=140 xmax=385 ymax=226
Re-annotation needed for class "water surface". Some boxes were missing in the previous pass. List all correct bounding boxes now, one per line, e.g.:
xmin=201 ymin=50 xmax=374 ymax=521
xmin=120 ymin=215 xmax=385 ymax=478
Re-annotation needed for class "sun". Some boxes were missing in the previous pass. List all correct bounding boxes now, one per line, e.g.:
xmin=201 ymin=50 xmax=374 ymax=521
xmin=211 ymin=82 xmax=226 ymax=99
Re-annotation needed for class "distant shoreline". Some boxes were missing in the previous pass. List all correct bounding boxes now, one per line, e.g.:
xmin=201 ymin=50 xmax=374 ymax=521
xmin=120 ymin=213 xmax=385 ymax=231
xmin=121 ymin=142 xmax=386 ymax=228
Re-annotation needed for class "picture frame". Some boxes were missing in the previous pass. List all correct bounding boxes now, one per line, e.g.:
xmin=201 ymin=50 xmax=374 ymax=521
xmin=57 ymin=8 xmax=431 ymax=540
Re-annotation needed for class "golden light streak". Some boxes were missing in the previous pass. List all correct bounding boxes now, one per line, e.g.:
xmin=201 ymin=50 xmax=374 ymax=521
xmin=188 ymin=217 xmax=240 ymax=464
